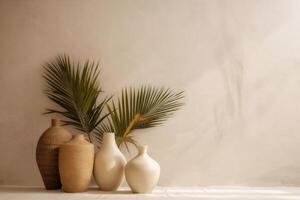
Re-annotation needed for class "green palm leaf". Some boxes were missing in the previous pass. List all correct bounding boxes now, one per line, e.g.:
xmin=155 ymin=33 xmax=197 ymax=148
xmin=43 ymin=55 xmax=111 ymax=144
xmin=96 ymin=86 xmax=184 ymax=150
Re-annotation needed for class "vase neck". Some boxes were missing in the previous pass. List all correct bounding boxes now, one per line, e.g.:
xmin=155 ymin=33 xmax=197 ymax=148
xmin=137 ymin=145 xmax=148 ymax=156
xmin=72 ymin=134 xmax=85 ymax=142
xmin=51 ymin=119 xmax=60 ymax=127
xmin=67 ymin=134 xmax=90 ymax=145
xmin=102 ymin=132 xmax=118 ymax=150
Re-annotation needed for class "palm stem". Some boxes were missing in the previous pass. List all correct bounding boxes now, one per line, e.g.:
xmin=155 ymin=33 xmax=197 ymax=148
xmin=124 ymin=113 xmax=140 ymax=137
xmin=86 ymin=132 xmax=92 ymax=143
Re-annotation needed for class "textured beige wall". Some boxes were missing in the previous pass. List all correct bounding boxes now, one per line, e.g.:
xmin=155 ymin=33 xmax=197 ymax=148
xmin=1 ymin=0 xmax=300 ymax=186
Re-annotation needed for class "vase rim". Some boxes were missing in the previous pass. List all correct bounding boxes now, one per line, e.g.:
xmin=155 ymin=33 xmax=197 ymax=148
xmin=104 ymin=132 xmax=115 ymax=136
xmin=64 ymin=134 xmax=91 ymax=146
xmin=51 ymin=118 xmax=60 ymax=126
xmin=137 ymin=145 xmax=148 ymax=155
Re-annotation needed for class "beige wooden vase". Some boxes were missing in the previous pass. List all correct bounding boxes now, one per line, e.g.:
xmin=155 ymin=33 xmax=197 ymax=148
xmin=94 ymin=132 xmax=126 ymax=191
xmin=36 ymin=119 xmax=72 ymax=190
xmin=125 ymin=145 xmax=160 ymax=193
xmin=59 ymin=134 xmax=94 ymax=193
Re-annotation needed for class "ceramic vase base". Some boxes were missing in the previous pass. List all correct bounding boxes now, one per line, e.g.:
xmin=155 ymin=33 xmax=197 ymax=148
xmin=132 ymin=189 xmax=153 ymax=194
xmin=43 ymin=180 xmax=61 ymax=190
xmin=62 ymin=187 xmax=87 ymax=193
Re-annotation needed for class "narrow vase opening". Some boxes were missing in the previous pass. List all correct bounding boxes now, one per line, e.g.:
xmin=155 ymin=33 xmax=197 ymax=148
xmin=137 ymin=145 xmax=148 ymax=155
xmin=51 ymin=119 xmax=60 ymax=127
xmin=72 ymin=134 xmax=85 ymax=141
xmin=102 ymin=132 xmax=117 ymax=149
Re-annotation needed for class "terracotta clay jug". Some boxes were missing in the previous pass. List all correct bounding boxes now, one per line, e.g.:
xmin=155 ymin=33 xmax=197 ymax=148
xmin=94 ymin=132 xmax=126 ymax=191
xmin=36 ymin=119 xmax=72 ymax=190
xmin=59 ymin=134 xmax=94 ymax=192
xmin=125 ymin=145 xmax=160 ymax=193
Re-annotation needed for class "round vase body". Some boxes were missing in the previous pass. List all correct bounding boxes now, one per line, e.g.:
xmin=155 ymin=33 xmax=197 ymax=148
xmin=36 ymin=119 xmax=72 ymax=190
xmin=59 ymin=134 xmax=94 ymax=193
xmin=94 ymin=132 xmax=126 ymax=191
xmin=125 ymin=145 xmax=160 ymax=193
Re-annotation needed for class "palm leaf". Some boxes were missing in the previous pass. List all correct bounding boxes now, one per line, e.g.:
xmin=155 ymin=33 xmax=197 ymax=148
xmin=95 ymin=86 xmax=184 ymax=148
xmin=43 ymin=54 xmax=111 ymax=144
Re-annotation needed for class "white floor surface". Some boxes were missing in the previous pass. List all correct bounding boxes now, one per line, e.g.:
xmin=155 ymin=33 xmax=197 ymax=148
xmin=1 ymin=186 xmax=300 ymax=200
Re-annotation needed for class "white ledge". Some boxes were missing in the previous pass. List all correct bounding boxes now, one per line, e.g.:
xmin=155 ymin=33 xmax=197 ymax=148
xmin=1 ymin=186 xmax=300 ymax=199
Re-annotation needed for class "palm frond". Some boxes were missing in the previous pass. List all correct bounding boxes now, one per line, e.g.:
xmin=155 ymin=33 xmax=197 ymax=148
xmin=43 ymin=54 xmax=110 ymax=144
xmin=95 ymin=86 xmax=184 ymax=148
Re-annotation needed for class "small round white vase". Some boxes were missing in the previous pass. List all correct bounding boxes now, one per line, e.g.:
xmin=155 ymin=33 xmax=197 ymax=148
xmin=125 ymin=145 xmax=160 ymax=193
xmin=94 ymin=132 xmax=126 ymax=191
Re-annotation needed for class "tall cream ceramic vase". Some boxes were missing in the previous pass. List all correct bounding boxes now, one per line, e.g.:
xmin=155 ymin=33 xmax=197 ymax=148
xmin=94 ymin=132 xmax=126 ymax=191
xmin=59 ymin=134 xmax=94 ymax=193
xmin=36 ymin=119 xmax=72 ymax=190
xmin=125 ymin=145 xmax=160 ymax=193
